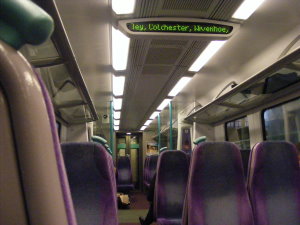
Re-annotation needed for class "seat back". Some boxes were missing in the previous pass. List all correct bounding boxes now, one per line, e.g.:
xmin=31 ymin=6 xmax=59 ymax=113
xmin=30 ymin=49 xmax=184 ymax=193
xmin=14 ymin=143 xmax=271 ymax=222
xmin=0 ymin=41 xmax=77 ymax=225
xmin=247 ymin=141 xmax=300 ymax=225
xmin=241 ymin=149 xmax=250 ymax=178
xmin=61 ymin=143 xmax=118 ymax=225
xmin=143 ymin=156 xmax=150 ymax=186
xmin=147 ymin=154 xmax=158 ymax=187
xmin=117 ymin=156 xmax=134 ymax=192
xmin=184 ymin=142 xmax=253 ymax=225
xmin=155 ymin=150 xmax=189 ymax=223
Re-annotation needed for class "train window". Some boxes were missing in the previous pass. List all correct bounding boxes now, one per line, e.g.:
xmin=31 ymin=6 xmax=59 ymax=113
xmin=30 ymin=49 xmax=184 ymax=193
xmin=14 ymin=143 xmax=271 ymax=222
xmin=225 ymin=117 xmax=250 ymax=150
xmin=56 ymin=121 xmax=61 ymax=139
xmin=263 ymin=97 xmax=300 ymax=144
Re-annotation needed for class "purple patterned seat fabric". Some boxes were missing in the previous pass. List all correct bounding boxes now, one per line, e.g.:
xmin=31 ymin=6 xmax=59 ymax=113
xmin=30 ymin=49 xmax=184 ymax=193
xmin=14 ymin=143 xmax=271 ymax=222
xmin=155 ymin=150 xmax=189 ymax=225
xmin=184 ymin=142 xmax=254 ymax=225
xmin=117 ymin=156 xmax=134 ymax=193
xmin=145 ymin=155 xmax=158 ymax=189
xmin=247 ymin=141 xmax=300 ymax=225
xmin=61 ymin=142 xmax=118 ymax=225
xmin=144 ymin=156 xmax=150 ymax=187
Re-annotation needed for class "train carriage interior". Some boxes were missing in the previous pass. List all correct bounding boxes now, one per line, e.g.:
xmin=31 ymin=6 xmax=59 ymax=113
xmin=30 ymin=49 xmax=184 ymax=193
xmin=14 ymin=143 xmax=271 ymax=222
xmin=0 ymin=0 xmax=300 ymax=225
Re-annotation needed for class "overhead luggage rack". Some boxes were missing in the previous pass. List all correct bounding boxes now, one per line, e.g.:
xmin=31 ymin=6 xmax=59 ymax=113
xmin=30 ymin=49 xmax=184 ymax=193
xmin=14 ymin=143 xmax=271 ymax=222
xmin=185 ymin=47 xmax=300 ymax=124
xmin=19 ymin=0 xmax=98 ymax=124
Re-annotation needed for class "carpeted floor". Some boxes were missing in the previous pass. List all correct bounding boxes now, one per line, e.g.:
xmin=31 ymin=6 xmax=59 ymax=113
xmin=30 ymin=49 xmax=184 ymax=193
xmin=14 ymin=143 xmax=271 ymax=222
xmin=119 ymin=191 xmax=156 ymax=225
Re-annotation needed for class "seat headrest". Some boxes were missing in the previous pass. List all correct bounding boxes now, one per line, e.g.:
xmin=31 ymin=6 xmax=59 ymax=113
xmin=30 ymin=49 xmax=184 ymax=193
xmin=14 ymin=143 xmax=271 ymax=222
xmin=193 ymin=136 xmax=206 ymax=145
xmin=0 ymin=0 xmax=54 ymax=49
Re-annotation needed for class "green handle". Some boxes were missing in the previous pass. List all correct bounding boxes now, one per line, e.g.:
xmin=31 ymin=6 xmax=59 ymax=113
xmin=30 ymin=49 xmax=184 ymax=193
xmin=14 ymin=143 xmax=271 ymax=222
xmin=0 ymin=0 xmax=54 ymax=49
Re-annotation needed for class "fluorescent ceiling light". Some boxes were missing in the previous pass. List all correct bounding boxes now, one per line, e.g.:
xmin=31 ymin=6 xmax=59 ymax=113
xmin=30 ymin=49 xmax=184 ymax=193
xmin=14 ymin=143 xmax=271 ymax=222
xmin=157 ymin=99 xmax=172 ymax=111
xmin=114 ymin=126 xmax=119 ymax=131
xmin=114 ymin=120 xmax=120 ymax=126
xmin=112 ymin=0 xmax=136 ymax=15
xmin=112 ymin=28 xmax=130 ymax=71
xmin=114 ymin=111 xmax=121 ymax=119
xmin=188 ymin=40 xmax=226 ymax=72
xmin=113 ymin=75 xmax=125 ymax=96
xmin=113 ymin=97 xmax=123 ymax=110
xmin=232 ymin=0 xmax=265 ymax=20
xmin=140 ymin=126 xmax=146 ymax=131
xmin=144 ymin=120 xmax=152 ymax=126
xmin=168 ymin=77 xmax=192 ymax=97
xmin=126 ymin=132 xmax=131 ymax=135
xmin=150 ymin=111 xmax=160 ymax=120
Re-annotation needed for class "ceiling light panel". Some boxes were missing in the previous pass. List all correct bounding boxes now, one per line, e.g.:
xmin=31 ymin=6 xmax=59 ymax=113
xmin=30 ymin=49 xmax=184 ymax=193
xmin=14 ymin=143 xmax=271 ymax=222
xmin=140 ymin=126 xmax=147 ymax=131
xmin=114 ymin=126 xmax=119 ymax=131
xmin=232 ymin=0 xmax=265 ymax=20
xmin=168 ymin=77 xmax=192 ymax=97
xmin=114 ymin=120 xmax=120 ymax=126
xmin=144 ymin=120 xmax=152 ymax=126
xmin=150 ymin=111 xmax=160 ymax=120
xmin=113 ymin=97 xmax=123 ymax=110
xmin=113 ymin=75 xmax=125 ymax=96
xmin=114 ymin=111 xmax=121 ymax=119
xmin=112 ymin=0 xmax=136 ymax=15
xmin=112 ymin=28 xmax=130 ymax=71
xmin=157 ymin=99 xmax=172 ymax=111
xmin=188 ymin=40 xmax=226 ymax=72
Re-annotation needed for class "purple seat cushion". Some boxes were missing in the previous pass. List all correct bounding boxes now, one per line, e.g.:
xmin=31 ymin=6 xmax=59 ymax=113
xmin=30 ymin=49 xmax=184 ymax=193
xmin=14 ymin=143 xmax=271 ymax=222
xmin=248 ymin=141 xmax=300 ymax=225
xmin=186 ymin=142 xmax=253 ymax=225
xmin=155 ymin=150 xmax=189 ymax=223
xmin=117 ymin=156 xmax=134 ymax=193
xmin=61 ymin=142 xmax=118 ymax=225
xmin=157 ymin=218 xmax=182 ymax=225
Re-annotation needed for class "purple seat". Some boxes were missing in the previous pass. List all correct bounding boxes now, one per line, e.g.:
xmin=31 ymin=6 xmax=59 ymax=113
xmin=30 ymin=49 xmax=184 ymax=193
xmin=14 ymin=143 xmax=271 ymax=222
xmin=61 ymin=142 xmax=118 ymax=225
xmin=247 ymin=141 xmax=300 ymax=225
xmin=143 ymin=156 xmax=150 ymax=187
xmin=183 ymin=142 xmax=254 ymax=225
xmin=154 ymin=150 xmax=189 ymax=225
xmin=0 ymin=39 xmax=78 ymax=224
xmin=117 ymin=156 xmax=134 ymax=193
xmin=145 ymin=155 xmax=158 ymax=189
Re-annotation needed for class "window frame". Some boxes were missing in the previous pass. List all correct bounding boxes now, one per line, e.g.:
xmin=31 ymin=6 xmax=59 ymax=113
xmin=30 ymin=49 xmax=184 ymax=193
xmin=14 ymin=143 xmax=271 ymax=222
xmin=261 ymin=96 xmax=300 ymax=141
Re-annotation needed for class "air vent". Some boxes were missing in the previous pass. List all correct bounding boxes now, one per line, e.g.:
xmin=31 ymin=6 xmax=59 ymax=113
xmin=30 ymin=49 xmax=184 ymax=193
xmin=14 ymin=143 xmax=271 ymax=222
xmin=162 ymin=0 xmax=213 ymax=11
xmin=145 ymin=47 xmax=183 ymax=65
xmin=151 ymin=39 xmax=188 ymax=48
xmin=209 ymin=0 xmax=243 ymax=20
xmin=142 ymin=65 xmax=173 ymax=75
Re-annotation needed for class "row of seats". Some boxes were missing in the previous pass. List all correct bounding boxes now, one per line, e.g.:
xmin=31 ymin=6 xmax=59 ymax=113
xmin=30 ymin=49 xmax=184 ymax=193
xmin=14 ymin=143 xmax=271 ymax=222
xmin=144 ymin=154 xmax=158 ymax=189
xmin=153 ymin=142 xmax=300 ymax=225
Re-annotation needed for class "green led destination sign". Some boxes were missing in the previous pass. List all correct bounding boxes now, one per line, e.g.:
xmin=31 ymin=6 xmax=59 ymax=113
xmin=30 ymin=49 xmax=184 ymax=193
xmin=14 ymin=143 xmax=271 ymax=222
xmin=126 ymin=21 xmax=233 ymax=35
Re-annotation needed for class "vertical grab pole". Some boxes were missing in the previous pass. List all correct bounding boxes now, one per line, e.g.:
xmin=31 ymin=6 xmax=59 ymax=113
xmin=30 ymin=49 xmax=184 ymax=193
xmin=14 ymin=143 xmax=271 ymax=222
xmin=109 ymin=101 xmax=114 ymax=156
xmin=158 ymin=114 xmax=161 ymax=150
xmin=169 ymin=101 xmax=173 ymax=150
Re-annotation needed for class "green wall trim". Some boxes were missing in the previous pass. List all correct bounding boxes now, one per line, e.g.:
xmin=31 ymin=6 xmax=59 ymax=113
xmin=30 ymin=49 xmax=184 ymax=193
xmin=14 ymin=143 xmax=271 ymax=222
xmin=130 ymin=144 xmax=140 ymax=149
xmin=117 ymin=143 xmax=126 ymax=149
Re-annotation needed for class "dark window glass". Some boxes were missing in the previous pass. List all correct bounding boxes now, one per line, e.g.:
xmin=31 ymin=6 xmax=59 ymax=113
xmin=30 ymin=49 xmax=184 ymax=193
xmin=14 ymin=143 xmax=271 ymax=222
xmin=263 ymin=98 xmax=300 ymax=144
xmin=226 ymin=117 xmax=250 ymax=150
xmin=56 ymin=121 xmax=61 ymax=139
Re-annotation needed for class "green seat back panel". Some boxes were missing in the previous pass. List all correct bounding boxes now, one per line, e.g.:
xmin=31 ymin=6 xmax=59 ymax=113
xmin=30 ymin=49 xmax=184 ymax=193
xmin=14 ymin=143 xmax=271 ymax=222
xmin=0 ymin=0 xmax=54 ymax=49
